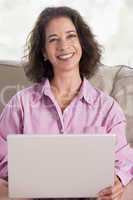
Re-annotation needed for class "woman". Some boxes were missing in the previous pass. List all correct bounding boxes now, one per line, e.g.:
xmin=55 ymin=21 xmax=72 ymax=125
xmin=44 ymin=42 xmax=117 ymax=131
xmin=0 ymin=6 xmax=133 ymax=200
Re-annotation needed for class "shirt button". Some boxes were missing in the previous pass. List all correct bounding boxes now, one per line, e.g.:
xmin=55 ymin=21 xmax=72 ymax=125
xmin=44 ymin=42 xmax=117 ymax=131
xmin=60 ymin=129 xmax=64 ymax=134
xmin=63 ymin=108 xmax=68 ymax=114
xmin=65 ymin=108 xmax=68 ymax=112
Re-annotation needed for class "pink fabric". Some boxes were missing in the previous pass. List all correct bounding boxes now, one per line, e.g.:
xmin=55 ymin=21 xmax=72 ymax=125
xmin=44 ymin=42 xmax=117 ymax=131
xmin=0 ymin=78 xmax=133 ymax=185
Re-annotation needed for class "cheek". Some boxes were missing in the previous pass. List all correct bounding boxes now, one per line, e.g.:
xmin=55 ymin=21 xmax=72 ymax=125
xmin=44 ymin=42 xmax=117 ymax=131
xmin=46 ymin=46 xmax=55 ymax=59
xmin=76 ymin=44 xmax=82 ymax=58
xmin=75 ymin=41 xmax=82 ymax=54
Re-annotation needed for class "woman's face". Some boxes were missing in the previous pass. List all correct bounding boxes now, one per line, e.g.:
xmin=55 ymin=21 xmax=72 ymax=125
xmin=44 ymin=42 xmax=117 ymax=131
xmin=43 ymin=17 xmax=82 ymax=74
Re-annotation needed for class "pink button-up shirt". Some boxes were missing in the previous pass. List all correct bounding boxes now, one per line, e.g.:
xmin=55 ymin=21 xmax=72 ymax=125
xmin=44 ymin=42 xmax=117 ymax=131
xmin=0 ymin=78 xmax=133 ymax=185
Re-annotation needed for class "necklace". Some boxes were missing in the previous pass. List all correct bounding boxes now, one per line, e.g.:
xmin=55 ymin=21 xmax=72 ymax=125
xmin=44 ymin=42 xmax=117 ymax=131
xmin=51 ymin=86 xmax=80 ymax=111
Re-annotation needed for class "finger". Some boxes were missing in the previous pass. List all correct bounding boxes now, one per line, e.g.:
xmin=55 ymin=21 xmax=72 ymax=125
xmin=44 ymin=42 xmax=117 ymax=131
xmin=112 ymin=186 xmax=124 ymax=199
xmin=98 ymin=184 xmax=123 ymax=199
xmin=99 ymin=185 xmax=117 ymax=198
xmin=97 ymin=176 xmax=123 ymax=199
xmin=97 ymin=196 xmax=111 ymax=200
xmin=98 ymin=186 xmax=112 ymax=195
xmin=112 ymin=178 xmax=123 ymax=195
xmin=108 ymin=188 xmax=122 ymax=200
xmin=98 ymin=189 xmax=112 ymax=197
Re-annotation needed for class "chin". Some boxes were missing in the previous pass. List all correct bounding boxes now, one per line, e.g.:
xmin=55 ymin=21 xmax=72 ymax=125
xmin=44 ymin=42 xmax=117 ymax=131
xmin=60 ymin=64 xmax=79 ymax=71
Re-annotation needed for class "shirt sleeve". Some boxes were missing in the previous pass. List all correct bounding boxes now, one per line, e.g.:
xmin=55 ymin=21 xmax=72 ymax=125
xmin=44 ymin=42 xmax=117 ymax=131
xmin=0 ymin=94 xmax=23 ymax=179
xmin=106 ymin=100 xmax=133 ymax=186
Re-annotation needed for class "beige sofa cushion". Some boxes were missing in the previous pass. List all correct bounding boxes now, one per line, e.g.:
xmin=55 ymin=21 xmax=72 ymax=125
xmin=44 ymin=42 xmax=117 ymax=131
xmin=0 ymin=61 xmax=30 ymax=113
xmin=111 ymin=65 xmax=133 ymax=143
xmin=90 ymin=65 xmax=121 ymax=94
xmin=90 ymin=65 xmax=133 ymax=145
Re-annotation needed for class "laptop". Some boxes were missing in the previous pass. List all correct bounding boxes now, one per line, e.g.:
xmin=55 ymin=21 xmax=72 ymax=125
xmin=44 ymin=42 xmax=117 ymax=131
xmin=7 ymin=134 xmax=115 ymax=198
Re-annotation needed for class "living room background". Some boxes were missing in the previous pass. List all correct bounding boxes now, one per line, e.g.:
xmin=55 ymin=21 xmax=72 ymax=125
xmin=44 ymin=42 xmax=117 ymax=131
xmin=0 ymin=0 xmax=133 ymax=67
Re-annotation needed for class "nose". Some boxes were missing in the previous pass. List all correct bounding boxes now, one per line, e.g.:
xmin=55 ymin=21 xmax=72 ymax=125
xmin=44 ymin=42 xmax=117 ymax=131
xmin=58 ymin=38 xmax=69 ymax=51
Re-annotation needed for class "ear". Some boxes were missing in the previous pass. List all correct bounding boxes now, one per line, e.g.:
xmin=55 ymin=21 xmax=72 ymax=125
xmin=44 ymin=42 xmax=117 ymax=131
xmin=42 ymin=48 xmax=48 ymax=60
xmin=42 ymin=49 xmax=48 ymax=61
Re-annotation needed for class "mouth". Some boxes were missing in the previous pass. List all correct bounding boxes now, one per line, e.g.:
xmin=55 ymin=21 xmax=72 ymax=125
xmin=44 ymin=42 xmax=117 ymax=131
xmin=57 ymin=53 xmax=74 ymax=60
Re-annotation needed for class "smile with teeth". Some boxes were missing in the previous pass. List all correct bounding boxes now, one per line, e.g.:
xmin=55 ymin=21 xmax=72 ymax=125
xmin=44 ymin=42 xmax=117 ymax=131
xmin=57 ymin=53 xmax=74 ymax=60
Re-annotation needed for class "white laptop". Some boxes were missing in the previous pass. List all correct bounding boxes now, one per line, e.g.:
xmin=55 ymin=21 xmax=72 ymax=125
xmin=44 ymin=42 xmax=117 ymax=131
xmin=7 ymin=134 xmax=115 ymax=198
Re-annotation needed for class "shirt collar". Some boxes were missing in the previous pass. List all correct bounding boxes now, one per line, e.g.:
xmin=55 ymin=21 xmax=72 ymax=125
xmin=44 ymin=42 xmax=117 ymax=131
xmin=78 ymin=78 xmax=97 ymax=105
xmin=32 ymin=79 xmax=51 ymax=102
xmin=36 ymin=78 xmax=97 ymax=106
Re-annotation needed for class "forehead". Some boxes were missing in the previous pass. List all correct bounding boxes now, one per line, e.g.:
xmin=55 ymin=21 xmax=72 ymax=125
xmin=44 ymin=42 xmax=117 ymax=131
xmin=45 ymin=17 xmax=76 ymax=36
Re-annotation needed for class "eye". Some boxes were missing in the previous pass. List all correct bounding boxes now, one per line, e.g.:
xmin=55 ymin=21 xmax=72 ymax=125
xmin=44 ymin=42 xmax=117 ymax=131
xmin=67 ymin=34 xmax=77 ymax=39
xmin=48 ymin=38 xmax=58 ymax=43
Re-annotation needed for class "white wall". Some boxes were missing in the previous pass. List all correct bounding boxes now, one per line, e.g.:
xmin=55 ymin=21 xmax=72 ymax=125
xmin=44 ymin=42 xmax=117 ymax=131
xmin=0 ymin=0 xmax=133 ymax=66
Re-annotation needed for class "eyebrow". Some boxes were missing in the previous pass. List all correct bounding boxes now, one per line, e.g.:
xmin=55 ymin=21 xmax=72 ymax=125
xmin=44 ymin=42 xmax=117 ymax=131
xmin=47 ymin=30 xmax=76 ymax=39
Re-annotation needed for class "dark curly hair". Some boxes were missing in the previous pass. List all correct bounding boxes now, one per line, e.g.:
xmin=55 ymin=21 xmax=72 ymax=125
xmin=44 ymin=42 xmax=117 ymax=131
xmin=24 ymin=6 xmax=102 ymax=83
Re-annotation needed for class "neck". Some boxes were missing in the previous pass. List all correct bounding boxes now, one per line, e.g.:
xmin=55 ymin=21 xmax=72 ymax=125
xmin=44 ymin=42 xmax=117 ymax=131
xmin=50 ymin=69 xmax=82 ymax=95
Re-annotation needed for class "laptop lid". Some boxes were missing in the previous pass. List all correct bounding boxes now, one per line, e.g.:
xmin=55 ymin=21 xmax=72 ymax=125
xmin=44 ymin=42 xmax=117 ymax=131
xmin=7 ymin=134 xmax=115 ymax=198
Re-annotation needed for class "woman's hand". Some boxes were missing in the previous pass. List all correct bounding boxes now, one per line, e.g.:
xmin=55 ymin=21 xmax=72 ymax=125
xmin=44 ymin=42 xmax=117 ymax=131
xmin=97 ymin=175 xmax=124 ymax=200
xmin=0 ymin=178 xmax=8 ymax=196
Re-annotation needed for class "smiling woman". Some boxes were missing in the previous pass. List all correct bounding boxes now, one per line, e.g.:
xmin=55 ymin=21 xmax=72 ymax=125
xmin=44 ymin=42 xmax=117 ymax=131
xmin=43 ymin=17 xmax=82 ymax=78
xmin=0 ymin=6 xmax=133 ymax=200
xmin=24 ymin=6 xmax=101 ymax=82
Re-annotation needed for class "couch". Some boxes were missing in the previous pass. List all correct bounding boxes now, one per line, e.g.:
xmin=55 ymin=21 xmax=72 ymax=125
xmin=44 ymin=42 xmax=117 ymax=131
xmin=0 ymin=60 xmax=133 ymax=200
